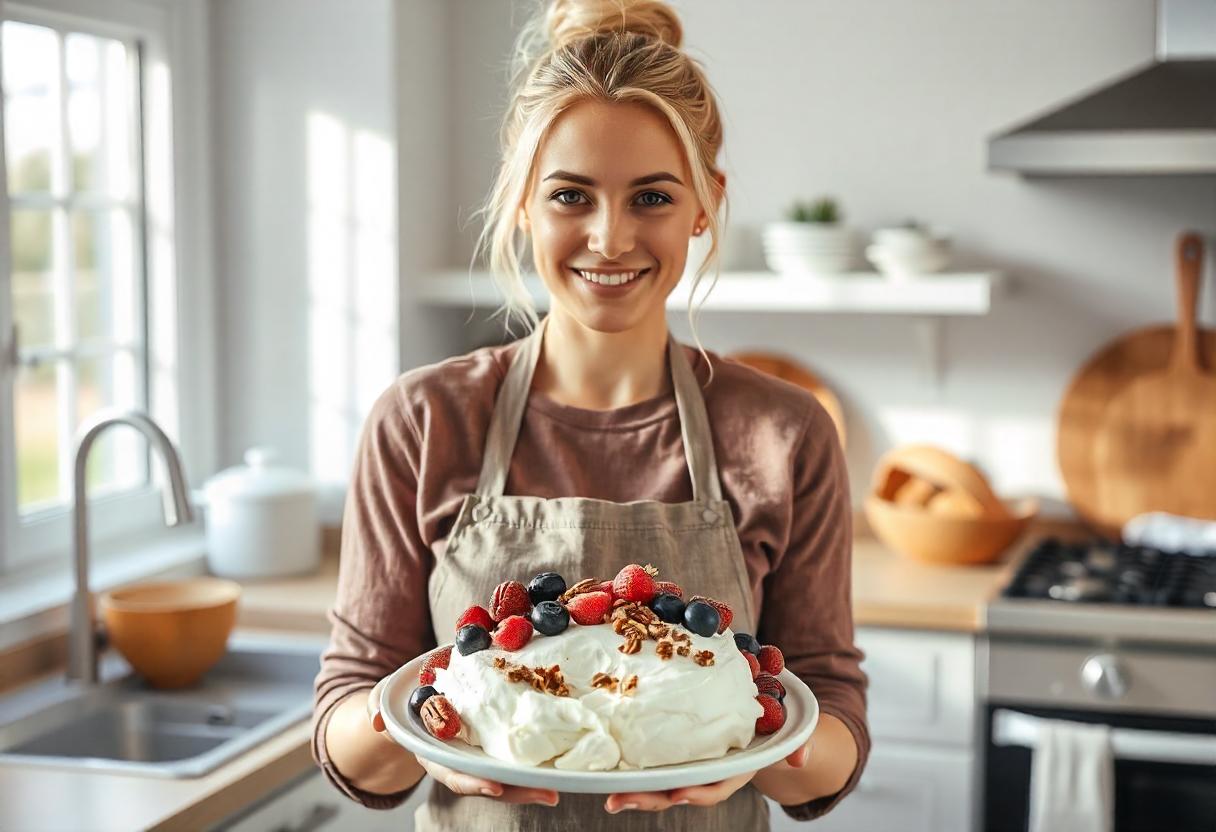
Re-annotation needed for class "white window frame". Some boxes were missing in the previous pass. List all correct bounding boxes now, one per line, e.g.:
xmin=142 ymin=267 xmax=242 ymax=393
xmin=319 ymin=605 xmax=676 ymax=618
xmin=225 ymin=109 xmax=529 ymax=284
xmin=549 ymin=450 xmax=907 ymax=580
xmin=0 ymin=0 xmax=216 ymax=576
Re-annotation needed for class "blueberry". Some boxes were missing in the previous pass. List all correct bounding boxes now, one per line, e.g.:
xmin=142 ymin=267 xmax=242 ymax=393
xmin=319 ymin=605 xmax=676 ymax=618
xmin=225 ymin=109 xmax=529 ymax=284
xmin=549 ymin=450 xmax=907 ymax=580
xmin=409 ymin=684 xmax=438 ymax=714
xmin=456 ymin=624 xmax=491 ymax=655
xmin=734 ymin=632 xmax=761 ymax=656
xmin=683 ymin=600 xmax=720 ymax=638
xmin=650 ymin=593 xmax=686 ymax=624
xmin=527 ymin=572 xmax=567 ymax=605
xmin=531 ymin=600 xmax=570 ymax=636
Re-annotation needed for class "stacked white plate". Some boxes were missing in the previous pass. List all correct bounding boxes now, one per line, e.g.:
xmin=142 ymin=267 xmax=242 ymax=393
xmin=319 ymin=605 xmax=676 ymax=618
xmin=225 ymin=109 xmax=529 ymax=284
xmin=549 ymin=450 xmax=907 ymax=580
xmin=865 ymin=227 xmax=952 ymax=281
xmin=762 ymin=222 xmax=859 ymax=275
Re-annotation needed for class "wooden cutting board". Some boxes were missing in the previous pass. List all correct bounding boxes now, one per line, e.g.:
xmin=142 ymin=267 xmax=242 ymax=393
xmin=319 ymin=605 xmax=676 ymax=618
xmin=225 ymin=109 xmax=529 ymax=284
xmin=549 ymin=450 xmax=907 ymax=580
xmin=1058 ymin=232 xmax=1216 ymax=537
xmin=725 ymin=351 xmax=847 ymax=449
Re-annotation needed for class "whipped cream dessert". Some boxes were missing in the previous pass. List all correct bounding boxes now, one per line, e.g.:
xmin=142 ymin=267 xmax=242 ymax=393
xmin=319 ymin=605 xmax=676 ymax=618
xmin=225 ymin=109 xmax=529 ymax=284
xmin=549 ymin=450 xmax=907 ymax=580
xmin=430 ymin=623 xmax=763 ymax=770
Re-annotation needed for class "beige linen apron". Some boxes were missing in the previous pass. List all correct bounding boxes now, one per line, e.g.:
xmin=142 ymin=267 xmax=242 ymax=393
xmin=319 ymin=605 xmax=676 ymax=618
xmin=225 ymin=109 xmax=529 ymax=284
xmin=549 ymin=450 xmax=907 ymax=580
xmin=416 ymin=316 xmax=769 ymax=831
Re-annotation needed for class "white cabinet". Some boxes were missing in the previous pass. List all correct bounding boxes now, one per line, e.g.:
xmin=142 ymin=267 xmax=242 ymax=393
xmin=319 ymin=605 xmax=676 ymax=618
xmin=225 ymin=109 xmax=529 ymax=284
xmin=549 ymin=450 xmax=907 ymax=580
xmin=770 ymin=628 xmax=979 ymax=832
xmin=214 ymin=771 xmax=428 ymax=832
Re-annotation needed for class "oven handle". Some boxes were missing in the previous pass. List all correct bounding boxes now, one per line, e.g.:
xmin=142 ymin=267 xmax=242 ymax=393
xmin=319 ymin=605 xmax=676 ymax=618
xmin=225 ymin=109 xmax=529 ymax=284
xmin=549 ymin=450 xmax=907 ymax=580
xmin=992 ymin=709 xmax=1216 ymax=766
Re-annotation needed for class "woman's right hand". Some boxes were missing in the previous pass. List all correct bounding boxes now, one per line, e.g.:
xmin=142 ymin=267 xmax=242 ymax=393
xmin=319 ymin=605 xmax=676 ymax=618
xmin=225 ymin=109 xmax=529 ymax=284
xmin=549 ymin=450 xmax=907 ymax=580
xmin=366 ymin=677 xmax=560 ymax=807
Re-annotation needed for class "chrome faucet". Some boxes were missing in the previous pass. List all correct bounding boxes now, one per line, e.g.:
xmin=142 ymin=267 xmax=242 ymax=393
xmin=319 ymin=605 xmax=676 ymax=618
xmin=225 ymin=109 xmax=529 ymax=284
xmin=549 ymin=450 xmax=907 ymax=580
xmin=69 ymin=409 xmax=195 ymax=684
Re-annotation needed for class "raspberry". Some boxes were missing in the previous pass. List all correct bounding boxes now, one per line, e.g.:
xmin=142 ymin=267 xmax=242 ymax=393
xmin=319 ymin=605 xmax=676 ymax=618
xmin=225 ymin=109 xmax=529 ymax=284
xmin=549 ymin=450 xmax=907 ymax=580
xmin=755 ymin=673 xmax=786 ymax=702
xmin=755 ymin=694 xmax=786 ymax=735
xmin=490 ymin=581 xmax=531 ymax=621
xmin=566 ymin=591 xmax=613 ymax=626
xmin=421 ymin=694 xmax=462 ymax=740
xmin=492 ymin=615 xmax=534 ymax=651
xmin=418 ymin=645 xmax=452 ymax=686
xmin=612 ymin=564 xmax=656 ymax=603
xmin=744 ymin=652 xmax=761 ymax=679
xmin=455 ymin=605 xmax=494 ymax=634
xmin=654 ymin=580 xmax=683 ymax=599
xmin=758 ymin=645 xmax=785 ymax=675
xmin=690 ymin=595 xmax=733 ymax=634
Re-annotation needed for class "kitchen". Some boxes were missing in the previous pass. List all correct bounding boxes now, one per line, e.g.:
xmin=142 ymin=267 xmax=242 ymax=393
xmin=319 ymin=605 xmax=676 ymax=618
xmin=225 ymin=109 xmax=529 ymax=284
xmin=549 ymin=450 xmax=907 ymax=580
xmin=0 ymin=0 xmax=1214 ymax=830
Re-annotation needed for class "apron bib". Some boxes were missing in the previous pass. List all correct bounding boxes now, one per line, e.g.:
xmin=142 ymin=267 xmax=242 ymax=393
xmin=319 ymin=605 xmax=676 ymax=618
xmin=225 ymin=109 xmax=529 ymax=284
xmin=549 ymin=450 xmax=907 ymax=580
xmin=417 ymin=316 xmax=768 ymax=831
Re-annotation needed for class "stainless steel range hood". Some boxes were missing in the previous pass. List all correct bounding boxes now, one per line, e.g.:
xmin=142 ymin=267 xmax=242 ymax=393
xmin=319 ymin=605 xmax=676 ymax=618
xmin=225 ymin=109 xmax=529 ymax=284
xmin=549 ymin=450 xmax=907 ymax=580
xmin=988 ymin=0 xmax=1216 ymax=176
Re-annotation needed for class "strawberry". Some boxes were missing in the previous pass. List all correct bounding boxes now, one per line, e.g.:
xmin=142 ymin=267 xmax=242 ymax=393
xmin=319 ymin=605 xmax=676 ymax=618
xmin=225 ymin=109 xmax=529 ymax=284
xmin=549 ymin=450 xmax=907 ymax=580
xmin=492 ymin=615 xmax=534 ymax=651
xmin=593 ymin=580 xmax=616 ymax=597
xmin=754 ymin=672 xmax=786 ymax=702
xmin=613 ymin=563 xmax=656 ymax=603
xmin=421 ymin=694 xmax=462 ymax=739
xmin=490 ymin=581 xmax=531 ymax=622
xmin=755 ymin=694 xmax=786 ymax=735
xmin=654 ymin=580 xmax=683 ymax=599
xmin=690 ymin=595 xmax=733 ymax=634
xmin=455 ymin=605 xmax=495 ymax=634
xmin=418 ymin=645 xmax=453 ymax=685
xmin=744 ymin=652 xmax=761 ymax=679
xmin=566 ymin=591 xmax=614 ymax=626
xmin=758 ymin=644 xmax=785 ymax=675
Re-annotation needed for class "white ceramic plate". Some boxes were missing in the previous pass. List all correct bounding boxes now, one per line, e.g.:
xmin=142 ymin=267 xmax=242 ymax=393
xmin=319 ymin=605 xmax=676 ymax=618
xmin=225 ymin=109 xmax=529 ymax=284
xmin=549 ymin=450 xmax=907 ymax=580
xmin=380 ymin=646 xmax=819 ymax=794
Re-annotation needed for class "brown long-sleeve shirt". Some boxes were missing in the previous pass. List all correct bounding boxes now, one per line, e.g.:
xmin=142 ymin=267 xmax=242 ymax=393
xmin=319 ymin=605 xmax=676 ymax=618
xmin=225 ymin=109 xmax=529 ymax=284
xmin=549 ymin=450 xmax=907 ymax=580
xmin=313 ymin=337 xmax=869 ymax=821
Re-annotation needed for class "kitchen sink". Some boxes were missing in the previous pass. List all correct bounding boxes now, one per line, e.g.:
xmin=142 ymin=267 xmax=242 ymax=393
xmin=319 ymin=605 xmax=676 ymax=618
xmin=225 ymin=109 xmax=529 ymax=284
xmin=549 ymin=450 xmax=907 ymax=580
xmin=0 ymin=632 xmax=324 ymax=778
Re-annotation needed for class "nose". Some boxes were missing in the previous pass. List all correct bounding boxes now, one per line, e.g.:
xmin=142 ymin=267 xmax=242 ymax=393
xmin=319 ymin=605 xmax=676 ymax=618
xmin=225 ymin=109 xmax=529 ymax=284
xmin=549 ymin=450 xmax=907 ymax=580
xmin=586 ymin=206 xmax=636 ymax=261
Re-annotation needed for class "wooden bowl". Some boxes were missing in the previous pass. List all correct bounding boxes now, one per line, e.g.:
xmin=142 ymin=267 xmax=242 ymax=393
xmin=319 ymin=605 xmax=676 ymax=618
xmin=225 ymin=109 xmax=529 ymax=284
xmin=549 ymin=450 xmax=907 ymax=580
xmin=725 ymin=351 xmax=847 ymax=449
xmin=864 ymin=494 xmax=1038 ymax=566
xmin=871 ymin=445 xmax=1010 ymax=520
xmin=99 ymin=577 xmax=241 ymax=689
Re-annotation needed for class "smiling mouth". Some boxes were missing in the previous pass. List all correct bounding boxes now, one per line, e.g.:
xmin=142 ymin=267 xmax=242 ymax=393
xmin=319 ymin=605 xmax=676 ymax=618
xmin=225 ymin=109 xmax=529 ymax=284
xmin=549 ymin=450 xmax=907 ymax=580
xmin=569 ymin=268 xmax=651 ymax=286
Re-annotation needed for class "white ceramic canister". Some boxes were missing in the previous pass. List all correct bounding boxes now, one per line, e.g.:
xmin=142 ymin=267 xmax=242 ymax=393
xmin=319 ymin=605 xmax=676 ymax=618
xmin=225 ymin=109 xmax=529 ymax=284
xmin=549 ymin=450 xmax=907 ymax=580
xmin=197 ymin=447 xmax=321 ymax=579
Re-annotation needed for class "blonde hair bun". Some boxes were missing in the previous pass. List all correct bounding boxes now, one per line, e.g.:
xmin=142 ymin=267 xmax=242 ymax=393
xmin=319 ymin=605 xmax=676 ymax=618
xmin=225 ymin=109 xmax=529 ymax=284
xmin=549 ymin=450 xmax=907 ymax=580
xmin=546 ymin=0 xmax=684 ymax=51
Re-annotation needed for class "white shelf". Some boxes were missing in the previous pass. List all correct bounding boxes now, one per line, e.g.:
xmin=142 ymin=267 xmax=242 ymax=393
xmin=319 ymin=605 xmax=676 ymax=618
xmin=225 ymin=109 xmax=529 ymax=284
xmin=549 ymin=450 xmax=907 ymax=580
xmin=417 ymin=270 xmax=1001 ymax=316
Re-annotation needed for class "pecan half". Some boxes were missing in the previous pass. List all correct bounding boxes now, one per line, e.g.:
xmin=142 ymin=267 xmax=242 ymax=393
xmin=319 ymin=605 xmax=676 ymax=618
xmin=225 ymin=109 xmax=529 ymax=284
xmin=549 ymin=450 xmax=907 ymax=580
xmin=591 ymin=672 xmax=618 ymax=692
xmin=420 ymin=695 xmax=461 ymax=739
xmin=618 ymin=634 xmax=643 ymax=655
xmin=655 ymin=640 xmax=674 ymax=660
xmin=559 ymin=578 xmax=600 ymax=603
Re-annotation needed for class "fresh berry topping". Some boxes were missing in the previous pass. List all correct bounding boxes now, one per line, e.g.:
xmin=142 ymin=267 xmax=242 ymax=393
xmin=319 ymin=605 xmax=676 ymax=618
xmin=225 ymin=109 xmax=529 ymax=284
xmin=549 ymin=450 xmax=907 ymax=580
xmin=421 ymin=694 xmax=462 ymax=739
xmin=612 ymin=564 xmax=657 ymax=603
xmin=455 ymin=623 xmax=491 ymax=655
xmin=593 ymin=579 xmax=616 ymax=597
xmin=690 ymin=595 xmax=733 ymax=634
xmin=566 ymin=591 xmax=614 ymax=626
xmin=733 ymin=632 xmax=761 ymax=656
xmin=650 ymin=592 xmax=686 ymax=624
xmin=683 ymin=600 xmax=721 ymax=638
xmin=409 ymin=684 xmax=438 ymax=714
xmin=455 ymin=605 xmax=495 ymax=634
xmin=527 ymin=572 xmax=567 ymax=605
xmin=755 ymin=673 xmax=786 ymax=702
xmin=758 ymin=645 xmax=785 ymax=675
xmin=755 ymin=694 xmax=786 ymax=735
xmin=418 ymin=645 xmax=453 ymax=685
xmin=744 ymin=652 xmax=761 ymax=679
xmin=492 ymin=615 xmax=534 ymax=651
xmin=654 ymin=580 xmax=684 ymax=599
xmin=531 ymin=600 xmax=570 ymax=636
xmin=490 ymin=581 xmax=532 ymax=621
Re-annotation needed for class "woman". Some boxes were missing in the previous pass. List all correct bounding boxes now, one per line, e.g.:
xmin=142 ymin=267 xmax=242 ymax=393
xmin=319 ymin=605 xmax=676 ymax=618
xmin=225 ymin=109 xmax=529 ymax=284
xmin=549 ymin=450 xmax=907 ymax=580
xmin=313 ymin=1 xmax=869 ymax=828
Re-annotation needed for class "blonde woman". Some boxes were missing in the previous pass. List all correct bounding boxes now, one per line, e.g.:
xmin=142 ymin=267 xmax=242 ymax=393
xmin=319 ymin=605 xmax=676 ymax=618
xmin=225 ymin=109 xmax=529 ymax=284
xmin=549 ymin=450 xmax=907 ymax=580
xmin=314 ymin=1 xmax=868 ymax=828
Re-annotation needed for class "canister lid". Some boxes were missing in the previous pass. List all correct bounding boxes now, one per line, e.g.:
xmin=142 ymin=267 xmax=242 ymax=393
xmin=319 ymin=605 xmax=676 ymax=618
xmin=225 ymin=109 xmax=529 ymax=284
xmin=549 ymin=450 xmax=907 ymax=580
xmin=203 ymin=447 xmax=316 ymax=502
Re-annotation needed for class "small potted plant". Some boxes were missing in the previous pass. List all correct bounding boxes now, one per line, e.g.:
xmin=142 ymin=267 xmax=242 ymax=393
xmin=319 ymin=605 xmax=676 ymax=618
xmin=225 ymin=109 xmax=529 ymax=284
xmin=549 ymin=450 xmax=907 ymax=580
xmin=763 ymin=197 xmax=859 ymax=276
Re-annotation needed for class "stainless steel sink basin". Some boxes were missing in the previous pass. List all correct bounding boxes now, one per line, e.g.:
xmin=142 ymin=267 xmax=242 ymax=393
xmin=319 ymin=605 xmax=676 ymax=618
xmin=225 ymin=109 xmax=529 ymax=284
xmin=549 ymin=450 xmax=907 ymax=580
xmin=0 ymin=632 xmax=324 ymax=778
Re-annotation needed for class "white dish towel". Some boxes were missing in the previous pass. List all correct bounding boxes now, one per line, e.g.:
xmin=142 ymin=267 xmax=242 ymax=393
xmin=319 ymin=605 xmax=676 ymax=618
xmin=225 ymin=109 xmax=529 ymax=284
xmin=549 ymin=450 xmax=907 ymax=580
xmin=1029 ymin=718 xmax=1115 ymax=832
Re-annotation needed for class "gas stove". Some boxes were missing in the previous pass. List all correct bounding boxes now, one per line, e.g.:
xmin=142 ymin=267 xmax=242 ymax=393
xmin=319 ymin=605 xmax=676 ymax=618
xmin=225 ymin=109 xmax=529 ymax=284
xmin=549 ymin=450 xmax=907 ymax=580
xmin=986 ymin=537 xmax=1216 ymax=646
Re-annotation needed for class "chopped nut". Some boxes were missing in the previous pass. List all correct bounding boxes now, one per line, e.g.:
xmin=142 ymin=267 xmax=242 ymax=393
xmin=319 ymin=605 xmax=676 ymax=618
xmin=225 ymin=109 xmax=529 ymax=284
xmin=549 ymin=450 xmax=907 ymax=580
xmin=494 ymin=658 xmax=569 ymax=696
xmin=693 ymin=650 xmax=715 ymax=667
xmin=655 ymin=640 xmax=674 ymax=660
xmin=621 ymin=674 xmax=639 ymax=696
xmin=591 ymin=672 xmax=618 ymax=692
xmin=677 ymin=644 xmax=691 ymax=657
xmin=618 ymin=635 xmax=643 ymax=655
xmin=559 ymin=578 xmax=600 ymax=603
xmin=647 ymin=623 xmax=670 ymax=640
xmin=670 ymin=631 xmax=691 ymax=644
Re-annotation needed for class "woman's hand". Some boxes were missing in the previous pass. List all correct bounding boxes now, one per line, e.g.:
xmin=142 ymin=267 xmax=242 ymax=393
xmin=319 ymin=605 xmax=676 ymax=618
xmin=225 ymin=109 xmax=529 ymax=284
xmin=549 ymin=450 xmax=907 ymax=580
xmin=603 ymin=742 xmax=810 ymax=814
xmin=365 ymin=678 xmax=560 ymax=807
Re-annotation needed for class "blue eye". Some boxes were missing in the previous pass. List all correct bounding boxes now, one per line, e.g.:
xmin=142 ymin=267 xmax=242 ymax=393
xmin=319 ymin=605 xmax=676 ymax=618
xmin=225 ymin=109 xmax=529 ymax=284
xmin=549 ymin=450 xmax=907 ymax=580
xmin=636 ymin=191 xmax=672 ymax=207
xmin=551 ymin=190 xmax=585 ymax=206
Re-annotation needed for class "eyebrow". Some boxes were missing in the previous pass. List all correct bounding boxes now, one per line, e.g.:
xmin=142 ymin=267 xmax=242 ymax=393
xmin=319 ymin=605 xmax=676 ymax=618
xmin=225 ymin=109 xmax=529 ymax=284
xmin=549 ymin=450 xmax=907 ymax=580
xmin=542 ymin=170 xmax=685 ymax=188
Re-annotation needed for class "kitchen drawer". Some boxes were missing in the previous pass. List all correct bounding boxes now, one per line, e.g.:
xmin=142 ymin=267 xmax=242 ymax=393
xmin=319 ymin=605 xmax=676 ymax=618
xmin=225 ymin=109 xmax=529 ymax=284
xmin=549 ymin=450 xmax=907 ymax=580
xmin=857 ymin=627 xmax=976 ymax=747
xmin=770 ymin=744 xmax=975 ymax=832
xmin=214 ymin=770 xmax=428 ymax=831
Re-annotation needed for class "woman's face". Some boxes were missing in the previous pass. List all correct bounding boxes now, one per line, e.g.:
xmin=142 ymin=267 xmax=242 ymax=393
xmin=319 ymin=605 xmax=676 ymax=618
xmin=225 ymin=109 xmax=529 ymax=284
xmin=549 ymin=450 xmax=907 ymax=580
xmin=520 ymin=99 xmax=712 ymax=335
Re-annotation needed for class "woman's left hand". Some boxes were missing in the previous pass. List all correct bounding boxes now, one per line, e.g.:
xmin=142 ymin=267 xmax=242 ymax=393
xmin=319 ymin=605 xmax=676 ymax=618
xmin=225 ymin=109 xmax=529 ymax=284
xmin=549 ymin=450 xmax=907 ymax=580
xmin=603 ymin=742 xmax=810 ymax=814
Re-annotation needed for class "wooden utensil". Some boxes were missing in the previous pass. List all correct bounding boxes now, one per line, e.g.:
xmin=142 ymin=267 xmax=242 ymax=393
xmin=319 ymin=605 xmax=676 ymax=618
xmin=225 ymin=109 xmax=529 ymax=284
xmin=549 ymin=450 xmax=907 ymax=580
xmin=1092 ymin=234 xmax=1216 ymax=524
xmin=726 ymin=351 xmax=847 ymax=448
xmin=1058 ymin=232 xmax=1216 ymax=536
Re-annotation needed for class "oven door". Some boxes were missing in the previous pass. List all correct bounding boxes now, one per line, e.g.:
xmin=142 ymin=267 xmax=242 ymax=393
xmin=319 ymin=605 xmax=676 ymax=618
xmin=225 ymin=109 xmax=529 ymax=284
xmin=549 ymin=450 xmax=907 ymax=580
xmin=983 ymin=704 xmax=1216 ymax=832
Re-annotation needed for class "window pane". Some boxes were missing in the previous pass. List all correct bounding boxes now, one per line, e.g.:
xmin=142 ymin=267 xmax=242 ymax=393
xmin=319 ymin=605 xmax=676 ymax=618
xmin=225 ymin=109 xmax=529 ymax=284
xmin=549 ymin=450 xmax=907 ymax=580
xmin=77 ymin=351 xmax=144 ymax=492
xmin=2 ymin=21 xmax=58 ymax=195
xmin=11 ymin=208 xmax=57 ymax=349
xmin=16 ymin=362 xmax=61 ymax=508
xmin=73 ymin=209 xmax=138 ymax=343
xmin=66 ymin=33 xmax=133 ymax=197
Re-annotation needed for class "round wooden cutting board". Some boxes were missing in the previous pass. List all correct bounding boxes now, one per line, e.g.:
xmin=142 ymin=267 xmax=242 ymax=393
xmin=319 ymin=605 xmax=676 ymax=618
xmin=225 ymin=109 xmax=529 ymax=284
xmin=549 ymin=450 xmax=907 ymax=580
xmin=1057 ymin=232 xmax=1216 ymax=537
xmin=725 ymin=351 xmax=847 ymax=449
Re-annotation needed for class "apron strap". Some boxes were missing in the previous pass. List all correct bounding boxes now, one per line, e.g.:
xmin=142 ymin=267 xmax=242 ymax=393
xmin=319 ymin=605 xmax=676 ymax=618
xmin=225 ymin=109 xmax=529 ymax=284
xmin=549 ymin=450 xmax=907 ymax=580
xmin=476 ymin=315 xmax=723 ymax=502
